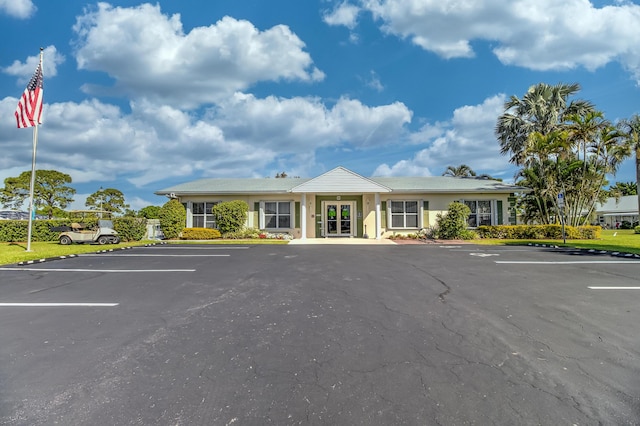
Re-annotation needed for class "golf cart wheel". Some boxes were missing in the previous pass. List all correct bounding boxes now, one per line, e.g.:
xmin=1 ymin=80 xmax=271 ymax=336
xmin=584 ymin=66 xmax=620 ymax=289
xmin=113 ymin=236 xmax=120 ymax=244
xmin=59 ymin=235 xmax=72 ymax=245
xmin=97 ymin=236 xmax=109 ymax=245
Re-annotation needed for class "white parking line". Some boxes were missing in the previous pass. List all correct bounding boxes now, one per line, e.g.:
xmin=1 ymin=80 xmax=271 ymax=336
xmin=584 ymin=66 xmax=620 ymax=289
xmin=81 ymin=254 xmax=230 ymax=257
xmin=588 ymin=287 xmax=640 ymax=290
xmin=153 ymin=246 xmax=249 ymax=249
xmin=495 ymin=261 xmax=640 ymax=264
xmin=0 ymin=303 xmax=119 ymax=307
xmin=0 ymin=268 xmax=196 ymax=272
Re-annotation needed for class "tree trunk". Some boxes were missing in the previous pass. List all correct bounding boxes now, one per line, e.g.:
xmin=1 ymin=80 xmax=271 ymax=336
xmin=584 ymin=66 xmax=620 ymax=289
xmin=636 ymin=146 xmax=640 ymax=223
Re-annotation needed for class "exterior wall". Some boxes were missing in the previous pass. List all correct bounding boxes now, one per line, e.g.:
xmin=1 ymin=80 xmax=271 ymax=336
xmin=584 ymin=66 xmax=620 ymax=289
xmin=181 ymin=194 xmax=304 ymax=238
xmin=180 ymin=191 xmax=514 ymax=239
xmin=378 ymin=192 xmax=514 ymax=238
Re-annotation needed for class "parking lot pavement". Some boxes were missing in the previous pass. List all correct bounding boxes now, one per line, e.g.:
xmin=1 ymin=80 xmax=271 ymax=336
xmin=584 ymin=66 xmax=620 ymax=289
xmin=1 ymin=244 xmax=639 ymax=425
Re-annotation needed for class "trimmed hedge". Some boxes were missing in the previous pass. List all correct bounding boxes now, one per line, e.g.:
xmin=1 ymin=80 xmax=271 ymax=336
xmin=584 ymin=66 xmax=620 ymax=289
xmin=113 ymin=217 xmax=147 ymax=242
xmin=180 ymin=227 xmax=222 ymax=240
xmin=0 ymin=217 xmax=147 ymax=242
xmin=476 ymin=225 xmax=601 ymax=240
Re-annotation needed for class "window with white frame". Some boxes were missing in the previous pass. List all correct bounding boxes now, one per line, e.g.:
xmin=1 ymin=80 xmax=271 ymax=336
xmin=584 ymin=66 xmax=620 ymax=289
xmin=464 ymin=200 xmax=492 ymax=227
xmin=262 ymin=201 xmax=292 ymax=229
xmin=389 ymin=200 xmax=420 ymax=228
xmin=192 ymin=202 xmax=219 ymax=228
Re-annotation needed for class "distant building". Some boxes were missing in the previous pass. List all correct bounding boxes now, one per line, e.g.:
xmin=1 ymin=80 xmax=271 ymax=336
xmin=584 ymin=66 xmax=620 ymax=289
xmin=0 ymin=210 xmax=47 ymax=220
xmin=0 ymin=210 xmax=30 ymax=220
xmin=595 ymin=196 xmax=639 ymax=228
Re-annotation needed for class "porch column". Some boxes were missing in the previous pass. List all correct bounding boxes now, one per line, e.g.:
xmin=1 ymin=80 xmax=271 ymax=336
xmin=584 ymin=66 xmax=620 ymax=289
xmin=300 ymin=193 xmax=307 ymax=240
xmin=375 ymin=193 xmax=381 ymax=240
xmin=186 ymin=201 xmax=193 ymax=228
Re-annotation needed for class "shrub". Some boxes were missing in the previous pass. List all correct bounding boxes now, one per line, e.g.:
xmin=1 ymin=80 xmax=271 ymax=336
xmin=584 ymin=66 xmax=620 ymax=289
xmin=476 ymin=225 xmax=601 ymax=240
xmin=416 ymin=226 xmax=437 ymax=240
xmin=635 ymin=226 xmax=640 ymax=234
xmin=159 ymin=199 xmax=186 ymax=239
xmin=459 ymin=229 xmax=478 ymax=240
xmin=223 ymin=227 xmax=261 ymax=239
xmin=435 ymin=202 xmax=471 ymax=240
xmin=113 ymin=217 xmax=147 ymax=242
xmin=212 ymin=200 xmax=248 ymax=234
xmin=180 ymin=227 xmax=221 ymax=240
xmin=258 ymin=231 xmax=293 ymax=240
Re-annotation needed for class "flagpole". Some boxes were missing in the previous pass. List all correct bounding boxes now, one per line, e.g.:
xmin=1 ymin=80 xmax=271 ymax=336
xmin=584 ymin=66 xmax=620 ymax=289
xmin=25 ymin=48 xmax=43 ymax=252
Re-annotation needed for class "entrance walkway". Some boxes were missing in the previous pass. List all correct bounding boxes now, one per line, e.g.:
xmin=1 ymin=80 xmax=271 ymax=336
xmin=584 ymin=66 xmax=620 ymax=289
xmin=289 ymin=238 xmax=396 ymax=245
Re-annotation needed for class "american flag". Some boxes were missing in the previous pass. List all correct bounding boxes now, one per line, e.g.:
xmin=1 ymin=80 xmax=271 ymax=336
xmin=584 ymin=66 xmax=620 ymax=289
xmin=15 ymin=61 xmax=43 ymax=129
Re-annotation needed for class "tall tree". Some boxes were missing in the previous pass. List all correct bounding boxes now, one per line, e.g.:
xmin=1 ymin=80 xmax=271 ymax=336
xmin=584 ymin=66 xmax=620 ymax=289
xmin=0 ymin=170 xmax=75 ymax=219
xmin=496 ymin=82 xmax=593 ymax=165
xmin=496 ymin=83 xmax=632 ymax=225
xmin=442 ymin=164 xmax=476 ymax=177
xmin=85 ymin=187 xmax=129 ymax=216
xmin=618 ymin=114 xmax=640 ymax=220
xmin=139 ymin=205 xmax=161 ymax=219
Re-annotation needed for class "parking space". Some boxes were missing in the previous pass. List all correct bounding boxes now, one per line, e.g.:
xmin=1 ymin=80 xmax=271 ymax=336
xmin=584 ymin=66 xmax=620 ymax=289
xmin=1 ymin=243 xmax=639 ymax=425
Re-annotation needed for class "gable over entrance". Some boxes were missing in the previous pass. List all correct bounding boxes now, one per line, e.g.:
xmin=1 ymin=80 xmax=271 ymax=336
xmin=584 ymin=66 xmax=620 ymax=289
xmin=290 ymin=166 xmax=391 ymax=194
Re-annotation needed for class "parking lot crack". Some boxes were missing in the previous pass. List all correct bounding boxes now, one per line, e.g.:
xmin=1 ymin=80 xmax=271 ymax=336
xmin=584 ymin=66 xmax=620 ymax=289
xmin=406 ymin=263 xmax=452 ymax=303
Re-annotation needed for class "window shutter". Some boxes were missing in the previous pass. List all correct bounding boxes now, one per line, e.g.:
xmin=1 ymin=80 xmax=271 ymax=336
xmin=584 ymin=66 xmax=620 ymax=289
xmin=295 ymin=202 xmax=300 ymax=228
xmin=255 ymin=202 xmax=262 ymax=228
xmin=381 ymin=201 xmax=387 ymax=228
xmin=497 ymin=200 xmax=503 ymax=225
xmin=422 ymin=200 xmax=429 ymax=227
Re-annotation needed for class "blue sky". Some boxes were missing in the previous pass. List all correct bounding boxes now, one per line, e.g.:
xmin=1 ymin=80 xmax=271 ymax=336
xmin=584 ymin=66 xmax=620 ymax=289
xmin=2 ymin=0 xmax=640 ymax=210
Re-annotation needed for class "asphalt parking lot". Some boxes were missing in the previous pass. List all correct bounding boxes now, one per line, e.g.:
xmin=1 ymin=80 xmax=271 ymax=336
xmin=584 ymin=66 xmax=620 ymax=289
xmin=1 ymin=243 xmax=639 ymax=425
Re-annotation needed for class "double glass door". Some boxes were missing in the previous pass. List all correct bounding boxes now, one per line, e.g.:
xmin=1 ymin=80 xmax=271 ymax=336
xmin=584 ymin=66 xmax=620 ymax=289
xmin=324 ymin=201 xmax=354 ymax=236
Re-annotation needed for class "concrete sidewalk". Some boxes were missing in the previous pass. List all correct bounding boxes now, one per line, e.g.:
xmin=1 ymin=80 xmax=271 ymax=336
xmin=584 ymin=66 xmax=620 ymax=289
xmin=288 ymin=237 xmax=396 ymax=245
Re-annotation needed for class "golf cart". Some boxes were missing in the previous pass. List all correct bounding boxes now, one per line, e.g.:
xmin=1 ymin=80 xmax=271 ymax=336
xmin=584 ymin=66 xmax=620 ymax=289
xmin=52 ymin=211 xmax=120 ymax=245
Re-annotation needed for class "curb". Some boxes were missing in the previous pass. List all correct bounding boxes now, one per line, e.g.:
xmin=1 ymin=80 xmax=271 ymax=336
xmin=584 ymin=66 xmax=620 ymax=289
xmin=15 ymin=242 xmax=168 ymax=266
xmin=526 ymin=243 xmax=640 ymax=259
xmin=17 ymin=254 xmax=79 ymax=265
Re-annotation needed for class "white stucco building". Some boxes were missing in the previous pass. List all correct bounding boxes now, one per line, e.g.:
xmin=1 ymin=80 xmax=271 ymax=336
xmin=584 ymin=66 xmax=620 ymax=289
xmin=156 ymin=166 xmax=528 ymax=239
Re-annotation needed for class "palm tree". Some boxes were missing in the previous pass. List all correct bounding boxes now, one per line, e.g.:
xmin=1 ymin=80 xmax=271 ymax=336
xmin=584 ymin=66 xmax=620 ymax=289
xmin=607 ymin=182 xmax=637 ymax=197
xmin=618 ymin=114 xmax=640 ymax=220
xmin=496 ymin=82 xmax=594 ymax=166
xmin=442 ymin=164 xmax=476 ymax=177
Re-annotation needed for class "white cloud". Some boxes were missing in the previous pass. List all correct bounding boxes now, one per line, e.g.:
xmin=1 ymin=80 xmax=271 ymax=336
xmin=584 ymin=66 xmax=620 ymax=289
xmin=323 ymin=2 xmax=361 ymax=29
xmin=0 ymin=91 xmax=413 ymax=188
xmin=207 ymin=93 xmax=411 ymax=152
xmin=373 ymin=160 xmax=433 ymax=177
xmin=363 ymin=70 xmax=384 ymax=92
xmin=348 ymin=0 xmax=640 ymax=80
xmin=72 ymin=3 xmax=325 ymax=108
xmin=0 ymin=0 xmax=36 ymax=19
xmin=373 ymin=94 xmax=514 ymax=177
xmin=2 ymin=46 xmax=65 ymax=84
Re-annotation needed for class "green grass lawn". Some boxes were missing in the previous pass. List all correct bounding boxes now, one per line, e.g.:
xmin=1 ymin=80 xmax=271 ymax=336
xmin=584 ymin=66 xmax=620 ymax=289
xmin=474 ymin=229 xmax=640 ymax=254
xmin=0 ymin=239 xmax=289 ymax=266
